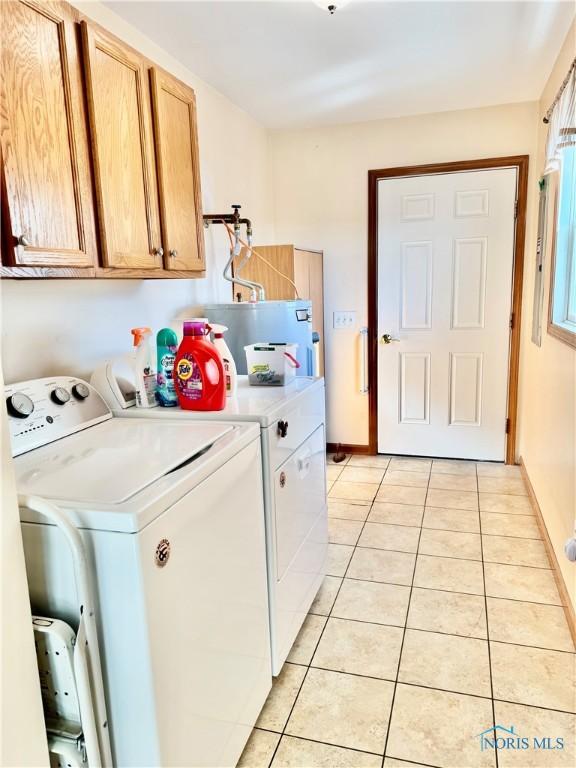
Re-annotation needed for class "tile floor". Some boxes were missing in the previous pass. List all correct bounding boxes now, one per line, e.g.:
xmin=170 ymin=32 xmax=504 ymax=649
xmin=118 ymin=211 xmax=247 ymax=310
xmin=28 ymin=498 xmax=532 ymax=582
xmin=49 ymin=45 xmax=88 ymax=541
xmin=239 ymin=454 xmax=576 ymax=768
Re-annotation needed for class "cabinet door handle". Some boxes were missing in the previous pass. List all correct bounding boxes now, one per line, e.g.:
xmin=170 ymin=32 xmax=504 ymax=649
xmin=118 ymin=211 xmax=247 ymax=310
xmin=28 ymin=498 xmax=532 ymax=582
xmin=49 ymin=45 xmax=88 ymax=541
xmin=169 ymin=249 xmax=178 ymax=259
xmin=17 ymin=235 xmax=30 ymax=247
xmin=154 ymin=247 xmax=164 ymax=258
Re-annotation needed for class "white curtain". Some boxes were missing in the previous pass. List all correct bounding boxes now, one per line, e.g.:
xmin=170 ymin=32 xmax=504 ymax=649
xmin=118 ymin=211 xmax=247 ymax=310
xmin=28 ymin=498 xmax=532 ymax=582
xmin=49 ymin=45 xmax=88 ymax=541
xmin=544 ymin=61 xmax=576 ymax=175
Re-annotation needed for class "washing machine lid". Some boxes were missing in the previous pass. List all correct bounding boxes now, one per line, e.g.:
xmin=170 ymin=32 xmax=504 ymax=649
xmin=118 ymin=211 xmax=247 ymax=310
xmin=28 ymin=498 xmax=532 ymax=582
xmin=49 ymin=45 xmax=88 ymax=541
xmin=14 ymin=419 xmax=233 ymax=505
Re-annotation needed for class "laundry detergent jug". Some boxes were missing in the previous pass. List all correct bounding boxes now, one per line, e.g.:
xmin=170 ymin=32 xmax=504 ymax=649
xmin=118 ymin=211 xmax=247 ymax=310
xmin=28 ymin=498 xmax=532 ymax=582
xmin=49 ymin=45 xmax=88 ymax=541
xmin=174 ymin=320 xmax=226 ymax=411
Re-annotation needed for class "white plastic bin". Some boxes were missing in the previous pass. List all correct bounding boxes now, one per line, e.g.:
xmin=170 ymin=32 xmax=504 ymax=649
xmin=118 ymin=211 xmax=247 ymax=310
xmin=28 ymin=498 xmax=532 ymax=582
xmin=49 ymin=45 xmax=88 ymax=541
xmin=244 ymin=343 xmax=300 ymax=386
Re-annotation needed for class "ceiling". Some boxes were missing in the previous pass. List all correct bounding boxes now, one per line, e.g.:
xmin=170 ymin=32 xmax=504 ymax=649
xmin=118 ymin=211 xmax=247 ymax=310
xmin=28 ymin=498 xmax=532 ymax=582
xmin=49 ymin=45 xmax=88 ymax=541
xmin=105 ymin=0 xmax=575 ymax=129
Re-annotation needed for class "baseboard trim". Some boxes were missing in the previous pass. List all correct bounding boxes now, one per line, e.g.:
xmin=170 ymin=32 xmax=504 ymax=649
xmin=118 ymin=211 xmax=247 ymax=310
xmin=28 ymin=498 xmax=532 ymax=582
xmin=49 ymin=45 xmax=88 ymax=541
xmin=519 ymin=457 xmax=576 ymax=646
xmin=326 ymin=442 xmax=371 ymax=455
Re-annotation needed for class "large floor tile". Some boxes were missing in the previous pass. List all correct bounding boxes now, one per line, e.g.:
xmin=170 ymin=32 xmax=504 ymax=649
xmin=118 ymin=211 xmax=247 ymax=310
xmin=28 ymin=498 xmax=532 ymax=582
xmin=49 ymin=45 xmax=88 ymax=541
xmin=332 ymin=578 xmax=410 ymax=627
xmin=329 ymin=481 xmax=379 ymax=502
xmin=328 ymin=517 xmax=363 ymax=546
xmin=482 ymin=535 xmax=550 ymax=568
xmin=312 ymin=617 xmax=403 ymax=680
xmin=479 ymin=493 xmax=533 ymax=514
xmin=272 ymin=736 xmax=382 ymax=768
xmin=419 ymin=528 xmax=481 ymax=560
xmin=413 ymin=554 xmax=484 ymax=595
xmin=487 ymin=598 xmax=575 ymax=652
xmin=428 ymin=473 xmax=478 ymax=492
xmin=386 ymin=684 xmax=495 ymax=767
xmin=358 ymin=522 xmax=420 ymax=553
xmin=256 ymin=663 xmax=307 ymax=732
xmin=478 ymin=477 xmax=527 ymax=496
xmin=340 ymin=466 xmax=386 ymax=484
xmin=368 ymin=501 xmax=424 ymax=527
xmin=423 ymin=506 xmax=480 ymax=533
xmin=432 ymin=459 xmax=477 ymax=475
xmin=407 ymin=587 xmax=487 ymax=638
xmin=480 ymin=511 xmax=541 ymax=539
xmin=238 ymin=728 xmax=281 ymax=767
xmin=399 ymin=629 xmax=491 ymax=697
xmin=287 ymin=614 xmax=328 ymax=665
xmin=382 ymin=470 xmax=429 ymax=488
xmin=348 ymin=454 xmax=390 ymax=469
xmin=309 ymin=575 xmax=343 ymax=615
xmin=285 ymin=667 xmax=394 ymax=754
xmin=326 ymin=543 xmax=354 ymax=577
xmin=477 ymin=462 xmax=522 ymax=479
xmin=490 ymin=641 xmax=576 ymax=713
xmin=327 ymin=465 xmax=344 ymax=482
xmin=328 ymin=500 xmax=371 ymax=522
xmin=347 ymin=548 xmax=416 ymax=585
xmin=484 ymin=563 xmax=561 ymax=605
xmin=376 ymin=484 xmax=427 ymax=506
xmin=426 ymin=488 xmax=479 ymax=511
xmin=494 ymin=701 xmax=576 ymax=767
xmin=389 ymin=457 xmax=432 ymax=472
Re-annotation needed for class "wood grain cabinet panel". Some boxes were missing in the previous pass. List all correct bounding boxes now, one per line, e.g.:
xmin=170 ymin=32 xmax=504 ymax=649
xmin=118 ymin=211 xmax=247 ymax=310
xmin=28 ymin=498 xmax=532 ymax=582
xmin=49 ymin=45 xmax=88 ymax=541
xmin=0 ymin=0 xmax=97 ymax=268
xmin=81 ymin=22 xmax=162 ymax=271
xmin=150 ymin=68 xmax=205 ymax=272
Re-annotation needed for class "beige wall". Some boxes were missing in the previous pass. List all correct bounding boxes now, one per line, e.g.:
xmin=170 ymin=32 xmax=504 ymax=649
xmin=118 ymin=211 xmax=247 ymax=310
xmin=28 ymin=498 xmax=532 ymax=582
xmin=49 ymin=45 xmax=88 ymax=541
xmin=1 ymin=0 xmax=275 ymax=383
xmin=271 ymin=101 xmax=539 ymax=444
xmin=517 ymin=20 xmax=576 ymax=609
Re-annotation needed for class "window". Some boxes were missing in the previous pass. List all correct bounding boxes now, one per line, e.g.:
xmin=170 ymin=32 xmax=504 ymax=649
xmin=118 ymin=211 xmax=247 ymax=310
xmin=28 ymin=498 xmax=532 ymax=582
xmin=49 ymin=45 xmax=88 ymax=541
xmin=549 ymin=144 xmax=576 ymax=346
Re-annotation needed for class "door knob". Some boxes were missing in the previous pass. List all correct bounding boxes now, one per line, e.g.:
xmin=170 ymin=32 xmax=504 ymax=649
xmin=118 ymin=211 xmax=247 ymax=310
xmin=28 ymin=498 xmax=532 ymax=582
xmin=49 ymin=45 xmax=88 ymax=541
xmin=381 ymin=334 xmax=400 ymax=344
xmin=17 ymin=234 xmax=30 ymax=247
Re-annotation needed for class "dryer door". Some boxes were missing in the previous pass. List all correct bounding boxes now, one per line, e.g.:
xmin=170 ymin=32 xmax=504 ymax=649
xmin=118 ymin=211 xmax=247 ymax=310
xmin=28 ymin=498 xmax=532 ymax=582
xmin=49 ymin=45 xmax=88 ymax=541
xmin=274 ymin=425 xmax=326 ymax=581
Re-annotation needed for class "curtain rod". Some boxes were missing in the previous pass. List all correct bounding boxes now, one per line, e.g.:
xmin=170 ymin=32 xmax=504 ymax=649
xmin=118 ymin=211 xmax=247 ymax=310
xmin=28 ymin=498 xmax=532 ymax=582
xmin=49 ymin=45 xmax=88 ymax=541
xmin=543 ymin=57 xmax=576 ymax=123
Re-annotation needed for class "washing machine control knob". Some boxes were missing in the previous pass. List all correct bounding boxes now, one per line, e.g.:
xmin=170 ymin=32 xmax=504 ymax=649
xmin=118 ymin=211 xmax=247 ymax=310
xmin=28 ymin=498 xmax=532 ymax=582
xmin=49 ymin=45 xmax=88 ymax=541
xmin=72 ymin=383 xmax=90 ymax=400
xmin=6 ymin=392 xmax=34 ymax=419
xmin=50 ymin=387 xmax=70 ymax=405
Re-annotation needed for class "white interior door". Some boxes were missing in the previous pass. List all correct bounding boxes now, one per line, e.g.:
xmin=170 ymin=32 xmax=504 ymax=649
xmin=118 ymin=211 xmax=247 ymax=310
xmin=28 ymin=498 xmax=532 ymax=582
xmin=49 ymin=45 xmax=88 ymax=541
xmin=377 ymin=168 xmax=517 ymax=461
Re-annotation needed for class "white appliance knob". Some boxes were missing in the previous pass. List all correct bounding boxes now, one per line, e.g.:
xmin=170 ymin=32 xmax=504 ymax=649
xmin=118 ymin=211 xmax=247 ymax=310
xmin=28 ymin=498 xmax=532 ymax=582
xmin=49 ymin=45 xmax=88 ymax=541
xmin=6 ymin=392 xmax=34 ymax=418
xmin=72 ymin=383 xmax=90 ymax=400
xmin=50 ymin=387 xmax=71 ymax=405
xmin=564 ymin=538 xmax=576 ymax=562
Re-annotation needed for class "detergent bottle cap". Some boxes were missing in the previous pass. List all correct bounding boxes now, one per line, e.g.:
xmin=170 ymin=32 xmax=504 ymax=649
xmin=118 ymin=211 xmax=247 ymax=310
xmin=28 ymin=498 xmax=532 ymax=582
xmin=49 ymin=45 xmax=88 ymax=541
xmin=183 ymin=320 xmax=209 ymax=337
xmin=131 ymin=327 xmax=152 ymax=346
xmin=211 ymin=324 xmax=228 ymax=339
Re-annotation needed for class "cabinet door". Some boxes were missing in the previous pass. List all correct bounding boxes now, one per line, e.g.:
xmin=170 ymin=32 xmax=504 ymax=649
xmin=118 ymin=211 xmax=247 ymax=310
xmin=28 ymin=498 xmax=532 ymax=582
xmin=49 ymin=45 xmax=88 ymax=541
xmin=233 ymin=245 xmax=296 ymax=301
xmin=0 ymin=0 xmax=96 ymax=267
xmin=81 ymin=22 xmax=162 ymax=271
xmin=150 ymin=68 xmax=205 ymax=272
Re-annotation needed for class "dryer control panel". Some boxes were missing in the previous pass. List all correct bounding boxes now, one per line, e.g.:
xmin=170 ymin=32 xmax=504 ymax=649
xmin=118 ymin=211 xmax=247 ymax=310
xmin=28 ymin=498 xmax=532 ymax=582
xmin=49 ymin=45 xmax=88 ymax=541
xmin=5 ymin=377 xmax=111 ymax=457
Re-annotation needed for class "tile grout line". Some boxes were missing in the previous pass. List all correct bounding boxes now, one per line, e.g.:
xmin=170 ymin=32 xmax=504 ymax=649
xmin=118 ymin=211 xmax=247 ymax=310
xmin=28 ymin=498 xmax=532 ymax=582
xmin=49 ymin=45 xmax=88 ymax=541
xmin=476 ymin=461 xmax=500 ymax=768
xmin=381 ymin=464 xmax=429 ymax=766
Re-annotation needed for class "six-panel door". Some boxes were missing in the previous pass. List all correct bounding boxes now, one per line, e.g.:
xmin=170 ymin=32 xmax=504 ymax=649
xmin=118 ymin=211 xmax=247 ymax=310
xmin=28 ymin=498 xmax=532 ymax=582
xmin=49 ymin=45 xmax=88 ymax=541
xmin=81 ymin=21 xmax=162 ymax=271
xmin=0 ymin=0 xmax=97 ymax=268
xmin=150 ymin=68 xmax=205 ymax=272
xmin=377 ymin=168 xmax=517 ymax=461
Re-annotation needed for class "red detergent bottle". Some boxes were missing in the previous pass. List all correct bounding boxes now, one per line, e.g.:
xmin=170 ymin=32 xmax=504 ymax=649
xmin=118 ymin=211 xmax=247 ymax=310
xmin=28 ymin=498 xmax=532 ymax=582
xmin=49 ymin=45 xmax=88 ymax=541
xmin=174 ymin=320 xmax=226 ymax=411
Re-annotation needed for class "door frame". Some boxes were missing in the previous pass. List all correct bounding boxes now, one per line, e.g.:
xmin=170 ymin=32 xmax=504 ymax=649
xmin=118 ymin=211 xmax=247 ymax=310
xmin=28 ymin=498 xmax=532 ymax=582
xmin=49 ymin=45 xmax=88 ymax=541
xmin=367 ymin=155 xmax=529 ymax=463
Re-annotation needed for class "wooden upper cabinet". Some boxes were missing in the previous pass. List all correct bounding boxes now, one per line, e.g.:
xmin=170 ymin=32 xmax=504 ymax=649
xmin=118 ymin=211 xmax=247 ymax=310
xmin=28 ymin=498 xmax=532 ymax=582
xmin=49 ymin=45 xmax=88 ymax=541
xmin=150 ymin=68 xmax=205 ymax=272
xmin=0 ymin=0 xmax=97 ymax=268
xmin=80 ymin=22 xmax=162 ymax=271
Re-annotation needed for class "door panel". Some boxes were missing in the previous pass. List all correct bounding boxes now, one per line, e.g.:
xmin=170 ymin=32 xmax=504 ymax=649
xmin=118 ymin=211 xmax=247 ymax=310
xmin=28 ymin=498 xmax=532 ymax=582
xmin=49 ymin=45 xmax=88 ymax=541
xmin=377 ymin=168 xmax=517 ymax=460
xmin=81 ymin=22 xmax=161 ymax=270
xmin=0 ymin=0 xmax=96 ymax=267
xmin=150 ymin=68 xmax=205 ymax=272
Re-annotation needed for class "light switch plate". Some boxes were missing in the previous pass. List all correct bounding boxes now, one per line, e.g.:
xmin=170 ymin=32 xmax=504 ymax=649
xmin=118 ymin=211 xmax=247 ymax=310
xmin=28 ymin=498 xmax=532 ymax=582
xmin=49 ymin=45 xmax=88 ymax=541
xmin=333 ymin=311 xmax=356 ymax=329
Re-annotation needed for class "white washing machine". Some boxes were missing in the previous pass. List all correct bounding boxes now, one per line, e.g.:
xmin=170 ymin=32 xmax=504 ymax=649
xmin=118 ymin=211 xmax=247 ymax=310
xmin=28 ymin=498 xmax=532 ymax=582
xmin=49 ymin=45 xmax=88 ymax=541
xmin=92 ymin=370 xmax=328 ymax=676
xmin=6 ymin=377 xmax=271 ymax=767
